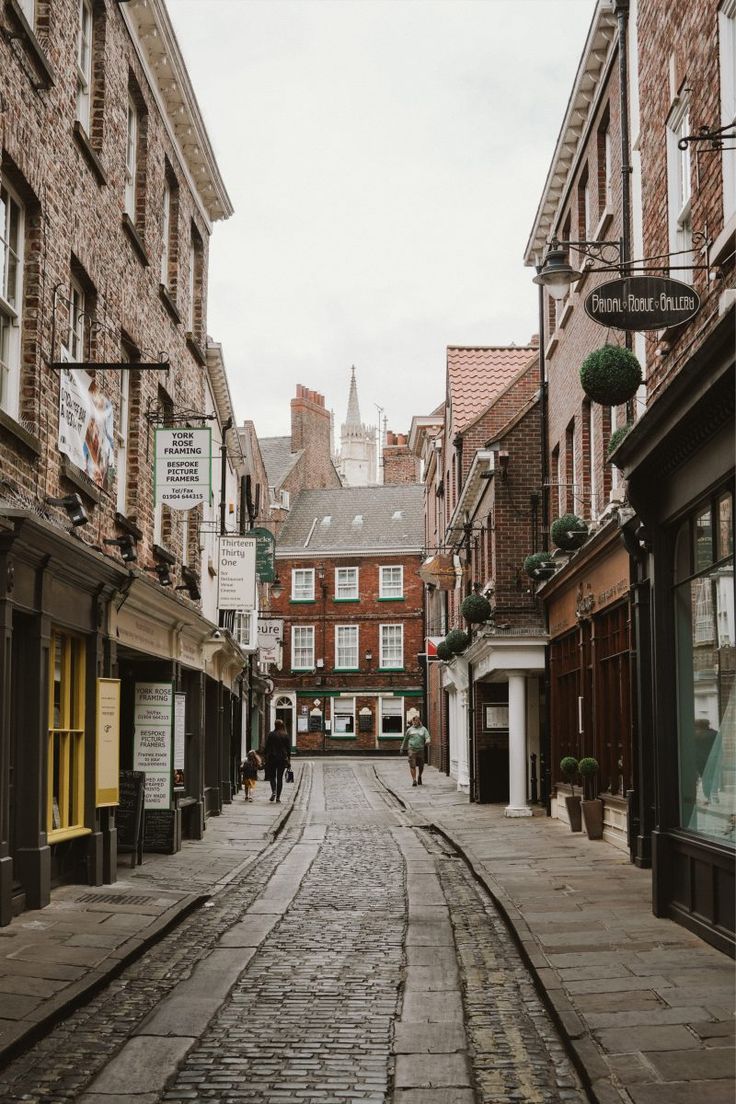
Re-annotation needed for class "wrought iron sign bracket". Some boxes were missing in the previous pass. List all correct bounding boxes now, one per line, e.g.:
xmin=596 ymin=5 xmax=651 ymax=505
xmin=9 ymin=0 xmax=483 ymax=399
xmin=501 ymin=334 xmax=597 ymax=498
xmin=48 ymin=359 xmax=170 ymax=372
xmin=678 ymin=121 xmax=736 ymax=153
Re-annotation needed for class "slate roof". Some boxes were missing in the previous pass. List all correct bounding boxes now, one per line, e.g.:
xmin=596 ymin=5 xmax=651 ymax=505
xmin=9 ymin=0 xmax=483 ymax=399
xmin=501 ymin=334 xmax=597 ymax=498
xmin=258 ymin=436 xmax=303 ymax=490
xmin=447 ymin=346 xmax=537 ymax=432
xmin=276 ymin=485 xmax=424 ymax=554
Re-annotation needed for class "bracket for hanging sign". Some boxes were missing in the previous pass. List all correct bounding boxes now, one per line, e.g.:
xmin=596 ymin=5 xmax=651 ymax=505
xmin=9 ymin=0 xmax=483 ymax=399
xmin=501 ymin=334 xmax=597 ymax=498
xmin=48 ymin=359 xmax=171 ymax=372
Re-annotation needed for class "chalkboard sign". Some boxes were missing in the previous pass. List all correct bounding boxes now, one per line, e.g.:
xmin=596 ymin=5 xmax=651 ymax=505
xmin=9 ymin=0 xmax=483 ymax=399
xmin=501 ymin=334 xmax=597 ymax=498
xmin=142 ymin=808 xmax=176 ymax=854
xmin=359 ymin=713 xmax=373 ymax=733
xmin=117 ymin=770 xmax=145 ymax=868
xmin=308 ymin=714 xmax=323 ymax=732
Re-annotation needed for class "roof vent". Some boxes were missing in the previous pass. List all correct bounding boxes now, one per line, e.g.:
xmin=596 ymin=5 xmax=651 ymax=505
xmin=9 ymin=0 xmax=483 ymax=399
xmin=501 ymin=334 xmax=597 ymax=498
xmin=392 ymin=510 xmax=403 ymax=520
xmin=351 ymin=514 xmax=363 ymax=527
xmin=320 ymin=516 xmax=332 ymax=526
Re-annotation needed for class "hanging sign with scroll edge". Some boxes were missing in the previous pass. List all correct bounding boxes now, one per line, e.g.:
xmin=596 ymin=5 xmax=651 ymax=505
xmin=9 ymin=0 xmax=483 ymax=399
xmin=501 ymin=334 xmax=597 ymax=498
xmin=584 ymin=275 xmax=700 ymax=331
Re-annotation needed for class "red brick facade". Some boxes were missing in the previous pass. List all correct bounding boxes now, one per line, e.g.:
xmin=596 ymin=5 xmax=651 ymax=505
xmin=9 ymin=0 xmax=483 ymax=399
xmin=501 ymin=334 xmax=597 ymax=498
xmin=382 ymin=432 xmax=420 ymax=485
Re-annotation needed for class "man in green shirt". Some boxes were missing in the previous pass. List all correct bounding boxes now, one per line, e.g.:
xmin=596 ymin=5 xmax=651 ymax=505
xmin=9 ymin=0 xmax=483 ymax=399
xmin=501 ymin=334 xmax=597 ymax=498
xmin=400 ymin=715 xmax=431 ymax=787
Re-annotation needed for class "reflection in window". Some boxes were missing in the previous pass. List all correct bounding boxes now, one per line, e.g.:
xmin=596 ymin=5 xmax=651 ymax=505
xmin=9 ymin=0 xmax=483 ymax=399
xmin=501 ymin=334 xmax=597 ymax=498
xmin=333 ymin=696 xmax=355 ymax=734
xmin=675 ymin=492 xmax=735 ymax=848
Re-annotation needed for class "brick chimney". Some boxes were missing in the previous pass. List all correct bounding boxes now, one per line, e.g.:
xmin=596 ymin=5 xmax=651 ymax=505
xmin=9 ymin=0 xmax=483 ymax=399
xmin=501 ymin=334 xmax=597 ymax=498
xmin=382 ymin=430 xmax=420 ymax=485
xmin=290 ymin=385 xmax=335 ymax=488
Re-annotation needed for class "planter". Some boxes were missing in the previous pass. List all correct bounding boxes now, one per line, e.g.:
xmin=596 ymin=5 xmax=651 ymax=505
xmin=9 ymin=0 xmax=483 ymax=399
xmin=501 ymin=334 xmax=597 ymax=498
xmin=565 ymin=794 xmax=582 ymax=832
xmin=551 ymin=514 xmax=588 ymax=551
xmin=460 ymin=593 xmax=492 ymax=624
xmin=582 ymin=798 xmax=604 ymax=840
xmin=445 ymin=628 xmax=470 ymax=654
xmin=580 ymin=345 xmax=642 ymax=406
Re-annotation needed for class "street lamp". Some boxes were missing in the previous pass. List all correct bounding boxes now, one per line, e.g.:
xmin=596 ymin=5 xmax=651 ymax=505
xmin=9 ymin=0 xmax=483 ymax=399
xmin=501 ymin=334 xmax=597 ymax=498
xmin=533 ymin=243 xmax=584 ymax=301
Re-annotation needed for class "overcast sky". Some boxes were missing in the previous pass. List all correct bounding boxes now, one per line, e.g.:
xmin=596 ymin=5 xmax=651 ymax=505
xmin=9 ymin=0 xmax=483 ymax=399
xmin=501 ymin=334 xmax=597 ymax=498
xmin=167 ymin=0 xmax=595 ymax=439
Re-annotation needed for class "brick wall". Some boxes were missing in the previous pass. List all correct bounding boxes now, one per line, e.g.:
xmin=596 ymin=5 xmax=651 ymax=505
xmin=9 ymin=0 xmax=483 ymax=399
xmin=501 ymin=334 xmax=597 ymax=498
xmin=289 ymin=386 xmax=341 ymax=491
xmin=383 ymin=432 xmax=420 ymax=484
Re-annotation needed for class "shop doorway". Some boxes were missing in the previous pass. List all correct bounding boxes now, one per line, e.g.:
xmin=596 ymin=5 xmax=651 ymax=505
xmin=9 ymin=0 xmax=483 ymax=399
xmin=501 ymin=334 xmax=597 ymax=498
xmin=274 ymin=695 xmax=294 ymax=744
xmin=477 ymin=736 xmax=510 ymax=803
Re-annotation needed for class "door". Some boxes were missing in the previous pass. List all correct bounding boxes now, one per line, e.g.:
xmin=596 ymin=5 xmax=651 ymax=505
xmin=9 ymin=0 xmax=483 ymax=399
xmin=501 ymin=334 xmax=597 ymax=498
xmin=275 ymin=695 xmax=294 ymax=746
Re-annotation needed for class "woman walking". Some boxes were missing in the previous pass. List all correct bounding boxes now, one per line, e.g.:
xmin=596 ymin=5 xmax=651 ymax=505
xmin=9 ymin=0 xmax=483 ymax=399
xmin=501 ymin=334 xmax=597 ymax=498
xmin=263 ymin=719 xmax=291 ymax=803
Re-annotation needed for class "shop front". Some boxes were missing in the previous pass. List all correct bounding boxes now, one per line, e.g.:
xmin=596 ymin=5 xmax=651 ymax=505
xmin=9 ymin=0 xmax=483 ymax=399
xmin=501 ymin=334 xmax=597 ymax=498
xmin=544 ymin=524 xmax=635 ymax=851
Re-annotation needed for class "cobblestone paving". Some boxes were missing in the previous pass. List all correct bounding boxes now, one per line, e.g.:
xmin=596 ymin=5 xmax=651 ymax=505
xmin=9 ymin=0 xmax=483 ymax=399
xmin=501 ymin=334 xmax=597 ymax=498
xmin=420 ymin=829 xmax=586 ymax=1104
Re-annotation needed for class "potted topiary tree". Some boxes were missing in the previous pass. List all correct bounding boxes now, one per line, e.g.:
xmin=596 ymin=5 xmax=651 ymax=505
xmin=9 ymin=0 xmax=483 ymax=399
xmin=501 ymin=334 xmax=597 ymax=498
xmin=578 ymin=757 xmax=603 ymax=839
xmin=523 ymin=551 xmax=555 ymax=581
xmin=551 ymin=514 xmax=588 ymax=552
xmin=580 ymin=345 xmax=642 ymax=406
xmin=445 ymin=628 xmax=470 ymax=654
xmin=460 ymin=593 xmax=492 ymax=624
xmin=436 ymin=640 xmax=451 ymax=661
xmin=606 ymin=423 xmax=633 ymax=465
xmin=559 ymin=756 xmax=582 ymax=832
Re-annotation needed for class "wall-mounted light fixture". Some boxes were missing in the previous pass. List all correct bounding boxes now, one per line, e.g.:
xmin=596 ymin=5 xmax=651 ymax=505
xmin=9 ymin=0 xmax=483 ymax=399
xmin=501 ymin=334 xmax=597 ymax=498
xmin=145 ymin=562 xmax=173 ymax=587
xmin=364 ymin=649 xmax=373 ymax=663
xmin=46 ymin=493 xmax=89 ymax=527
xmin=103 ymin=534 xmax=137 ymax=562
xmin=270 ymin=574 xmax=283 ymax=599
xmin=176 ymin=565 xmax=201 ymax=601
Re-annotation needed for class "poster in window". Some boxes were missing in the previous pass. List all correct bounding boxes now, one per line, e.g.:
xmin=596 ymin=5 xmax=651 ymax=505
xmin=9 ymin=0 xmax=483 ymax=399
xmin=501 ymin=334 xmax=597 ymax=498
xmin=484 ymin=705 xmax=509 ymax=730
xmin=96 ymin=678 xmax=121 ymax=807
xmin=173 ymin=692 xmax=186 ymax=787
xmin=133 ymin=682 xmax=173 ymax=809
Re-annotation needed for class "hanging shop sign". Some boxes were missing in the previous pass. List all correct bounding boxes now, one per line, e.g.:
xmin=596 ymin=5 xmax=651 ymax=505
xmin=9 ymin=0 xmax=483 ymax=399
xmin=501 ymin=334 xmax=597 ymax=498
xmin=95 ymin=678 xmax=121 ymax=807
xmin=258 ymin=617 xmax=284 ymax=663
xmin=246 ymin=527 xmax=276 ymax=582
xmin=59 ymin=367 xmax=115 ymax=491
xmin=418 ymin=554 xmax=457 ymax=591
xmin=154 ymin=428 xmax=212 ymax=510
xmin=584 ymin=276 xmax=700 ymax=331
xmin=217 ymin=536 xmax=257 ymax=610
xmin=133 ymin=682 xmax=173 ymax=809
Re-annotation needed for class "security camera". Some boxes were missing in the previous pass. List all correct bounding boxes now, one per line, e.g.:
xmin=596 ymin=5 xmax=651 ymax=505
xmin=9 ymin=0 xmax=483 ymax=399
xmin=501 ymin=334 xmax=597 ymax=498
xmin=211 ymin=629 xmax=222 ymax=641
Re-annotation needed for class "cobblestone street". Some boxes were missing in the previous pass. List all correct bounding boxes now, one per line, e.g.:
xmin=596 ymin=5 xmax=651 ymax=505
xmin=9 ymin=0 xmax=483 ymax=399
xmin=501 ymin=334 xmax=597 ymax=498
xmin=0 ymin=760 xmax=585 ymax=1104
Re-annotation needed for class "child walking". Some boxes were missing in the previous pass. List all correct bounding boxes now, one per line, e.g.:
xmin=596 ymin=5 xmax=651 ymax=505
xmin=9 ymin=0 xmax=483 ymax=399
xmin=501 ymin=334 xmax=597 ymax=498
xmin=241 ymin=749 xmax=261 ymax=801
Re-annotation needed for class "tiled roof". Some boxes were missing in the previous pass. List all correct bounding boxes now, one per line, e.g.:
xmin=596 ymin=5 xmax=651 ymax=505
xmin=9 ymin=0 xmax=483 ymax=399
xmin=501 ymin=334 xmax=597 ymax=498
xmin=276 ymin=485 xmax=424 ymax=553
xmin=257 ymin=436 xmax=303 ymax=490
xmin=447 ymin=346 xmax=537 ymax=432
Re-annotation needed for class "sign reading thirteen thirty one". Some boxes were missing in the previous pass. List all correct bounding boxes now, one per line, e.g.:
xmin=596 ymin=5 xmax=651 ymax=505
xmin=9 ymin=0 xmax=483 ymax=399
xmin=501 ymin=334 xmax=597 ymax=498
xmin=584 ymin=275 xmax=700 ymax=331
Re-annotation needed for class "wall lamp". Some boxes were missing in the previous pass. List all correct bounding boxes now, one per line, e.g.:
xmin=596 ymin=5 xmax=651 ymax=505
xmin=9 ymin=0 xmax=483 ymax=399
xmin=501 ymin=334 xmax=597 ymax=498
xmin=103 ymin=534 xmax=137 ymax=563
xmin=145 ymin=562 xmax=173 ymax=587
xmin=533 ymin=236 xmax=621 ymax=300
xmin=365 ymin=649 xmax=373 ymax=662
xmin=46 ymin=493 xmax=89 ymax=527
xmin=176 ymin=565 xmax=201 ymax=601
xmin=270 ymin=574 xmax=283 ymax=599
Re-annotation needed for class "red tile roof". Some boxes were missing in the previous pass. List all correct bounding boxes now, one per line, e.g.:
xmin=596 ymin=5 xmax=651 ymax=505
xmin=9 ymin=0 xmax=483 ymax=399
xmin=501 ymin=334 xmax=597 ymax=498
xmin=447 ymin=346 xmax=537 ymax=431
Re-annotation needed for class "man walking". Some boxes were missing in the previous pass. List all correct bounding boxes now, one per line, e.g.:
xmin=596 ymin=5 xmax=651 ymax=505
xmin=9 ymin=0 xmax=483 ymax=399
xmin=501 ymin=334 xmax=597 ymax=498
xmin=400 ymin=714 xmax=431 ymax=787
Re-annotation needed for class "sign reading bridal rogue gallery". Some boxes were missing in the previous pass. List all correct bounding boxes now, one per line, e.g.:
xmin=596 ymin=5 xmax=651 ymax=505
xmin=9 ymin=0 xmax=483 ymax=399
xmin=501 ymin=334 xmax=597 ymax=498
xmin=584 ymin=275 xmax=700 ymax=331
xmin=154 ymin=428 xmax=212 ymax=510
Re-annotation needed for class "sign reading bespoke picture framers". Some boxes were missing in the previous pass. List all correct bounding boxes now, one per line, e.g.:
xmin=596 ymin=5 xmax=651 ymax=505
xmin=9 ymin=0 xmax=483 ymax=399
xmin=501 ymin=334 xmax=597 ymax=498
xmin=584 ymin=276 xmax=700 ymax=331
xmin=154 ymin=428 xmax=212 ymax=510
xmin=218 ymin=536 xmax=257 ymax=610
xmin=96 ymin=678 xmax=121 ymax=806
xmin=133 ymin=682 xmax=174 ymax=809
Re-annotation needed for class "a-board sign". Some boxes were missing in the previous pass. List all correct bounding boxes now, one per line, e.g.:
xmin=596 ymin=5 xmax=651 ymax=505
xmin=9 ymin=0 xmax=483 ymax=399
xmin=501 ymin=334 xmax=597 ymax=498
xmin=584 ymin=275 xmax=700 ymax=331
xmin=117 ymin=770 xmax=145 ymax=867
xmin=133 ymin=682 xmax=173 ymax=809
xmin=142 ymin=808 xmax=177 ymax=854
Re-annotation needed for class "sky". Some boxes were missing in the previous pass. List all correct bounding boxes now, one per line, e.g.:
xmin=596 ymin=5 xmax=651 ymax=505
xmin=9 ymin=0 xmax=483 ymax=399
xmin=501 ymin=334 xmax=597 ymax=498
xmin=167 ymin=0 xmax=596 ymax=439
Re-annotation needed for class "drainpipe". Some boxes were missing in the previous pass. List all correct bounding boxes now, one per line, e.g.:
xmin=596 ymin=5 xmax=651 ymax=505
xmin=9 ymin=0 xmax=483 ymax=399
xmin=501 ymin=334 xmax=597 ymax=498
xmin=536 ymin=282 xmax=548 ymax=544
xmin=219 ymin=417 xmax=233 ymax=537
xmin=467 ymin=661 xmax=475 ymax=802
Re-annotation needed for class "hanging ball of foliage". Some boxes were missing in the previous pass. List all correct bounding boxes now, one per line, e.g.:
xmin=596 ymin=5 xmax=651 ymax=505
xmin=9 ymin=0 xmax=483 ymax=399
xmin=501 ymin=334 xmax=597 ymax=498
xmin=607 ymin=422 xmax=633 ymax=460
xmin=578 ymin=756 xmax=599 ymax=777
xmin=460 ymin=593 xmax=492 ymax=623
xmin=580 ymin=344 xmax=642 ymax=406
xmin=436 ymin=641 xmax=451 ymax=661
xmin=523 ymin=551 xmax=552 ymax=578
xmin=551 ymin=514 xmax=588 ymax=551
xmin=445 ymin=628 xmax=470 ymax=654
xmin=559 ymin=756 xmax=579 ymax=780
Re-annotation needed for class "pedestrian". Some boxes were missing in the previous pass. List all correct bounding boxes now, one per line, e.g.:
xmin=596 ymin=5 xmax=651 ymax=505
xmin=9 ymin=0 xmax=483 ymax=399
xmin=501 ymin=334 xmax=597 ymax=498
xmin=241 ymin=749 xmax=260 ymax=801
xmin=263 ymin=719 xmax=291 ymax=803
xmin=400 ymin=714 xmax=431 ymax=787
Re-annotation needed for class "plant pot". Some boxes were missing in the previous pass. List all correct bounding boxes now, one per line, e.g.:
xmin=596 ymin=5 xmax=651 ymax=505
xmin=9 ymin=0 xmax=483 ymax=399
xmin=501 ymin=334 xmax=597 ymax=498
xmin=565 ymin=794 xmax=582 ymax=832
xmin=582 ymin=798 xmax=604 ymax=840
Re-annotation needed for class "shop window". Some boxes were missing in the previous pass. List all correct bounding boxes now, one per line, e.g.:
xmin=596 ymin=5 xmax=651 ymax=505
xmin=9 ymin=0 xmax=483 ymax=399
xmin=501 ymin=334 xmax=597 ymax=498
xmin=333 ymin=696 xmax=355 ymax=734
xmin=593 ymin=602 xmax=631 ymax=794
xmin=550 ymin=629 xmax=583 ymax=769
xmin=674 ymin=489 xmax=735 ymax=848
xmin=380 ymin=565 xmax=403 ymax=598
xmin=335 ymin=566 xmax=358 ymax=600
xmin=48 ymin=630 xmax=86 ymax=838
xmin=291 ymin=568 xmax=315 ymax=601
xmin=0 ymin=180 xmax=24 ymax=418
xmin=380 ymin=623 xmax=403 ymax=669
xmin=381 ymin=697 xmax=403 ymax=735
xmin=335 ymin=625 xmax=358 ymax=670
xmin=291 ymin=625 xmax=314 ymax=670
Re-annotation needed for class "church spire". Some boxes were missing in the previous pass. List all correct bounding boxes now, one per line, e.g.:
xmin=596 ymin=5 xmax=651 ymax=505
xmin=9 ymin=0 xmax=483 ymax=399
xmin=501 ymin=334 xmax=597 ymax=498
xmin=345 ymin=365 xmax=362 ymax=427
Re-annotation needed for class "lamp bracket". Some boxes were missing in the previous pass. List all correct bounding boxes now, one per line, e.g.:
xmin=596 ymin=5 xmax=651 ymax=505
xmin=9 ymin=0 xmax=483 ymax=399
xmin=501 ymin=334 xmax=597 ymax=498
xmin=678 ymin=121 xmax=736 ymax=152
xmin=549 ymin=236 xmax=622 ymax=266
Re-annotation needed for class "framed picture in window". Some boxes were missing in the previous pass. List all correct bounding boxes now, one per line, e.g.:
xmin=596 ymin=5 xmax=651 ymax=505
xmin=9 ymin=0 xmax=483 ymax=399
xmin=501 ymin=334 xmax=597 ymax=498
xmin=484 ymin=705 xmax=509 ymax=730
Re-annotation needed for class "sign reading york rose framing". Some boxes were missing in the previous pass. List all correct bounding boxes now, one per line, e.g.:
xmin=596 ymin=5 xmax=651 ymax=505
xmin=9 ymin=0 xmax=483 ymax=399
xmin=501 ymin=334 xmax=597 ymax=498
xmin=584 ymin=275 xmax=700 ymax=331
xmin=217 ymin=536 xmax=257 ymax=610
xmin=154 ymin=428 xmax=212 ymax=510
xmin=133 ymin=682 xmax=173 ymax=810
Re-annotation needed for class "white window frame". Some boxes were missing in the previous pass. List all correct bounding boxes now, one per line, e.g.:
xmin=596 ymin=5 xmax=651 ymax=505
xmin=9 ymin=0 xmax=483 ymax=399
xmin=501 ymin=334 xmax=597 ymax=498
xmin=604 ymin=124 xmax=612 ymax=208
xmin=333 ymin=696 xmax=355 ymax=735
xmin=335 ymin=566 xmax=358 ymax=600
xmin=181 ymin=511 xmax=189 ymax=567
xmin=160 ymin=178 xmax=171 ymax=286
xmin=0 ymin=181 xmax=24 ymax=419
xmin=380 ymin=697 xmax=404 ymax=736
xmin=187 ymin=239 xmax=196 ymax=332
xmin=335 ymin=625 xmax=359 ymax=670
xmin=380 ymin=623 xmax=404 ymax=669
xmin=720 ymin=0 xmax=736 ymax=221
xmin=116 ymin=367 xmax=130 ymax=513
xmin=291 ymin=568 xmax=315 ymax=601
xmin=76 ymin=0 xmax=93 ymax=132
xmin=18 ymin=0 xmax=35 ymax=27
xmin=66 ymin=277 xmax=85 ymax=363
xmin=291 ymin=625 xmax=314 ymax=671
xmin=379 ymin=565 xmax=404 ymax=599
xmin=125 ymin=95 xmax=138 ymax=221
xmin=667 ymin=94 xmax=693 ymax=281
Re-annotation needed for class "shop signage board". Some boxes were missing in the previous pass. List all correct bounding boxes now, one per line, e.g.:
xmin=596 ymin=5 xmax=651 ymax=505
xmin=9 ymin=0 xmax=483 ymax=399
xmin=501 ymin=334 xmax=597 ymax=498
xmin=218 ymin=536 xmax=257 ymax=610
xmin=96 ymin=678 xmax=121 ymax=806
xmin=58 ymin=366 xmax=115 ymax=491
xmin=154 ymin=428 xmax=212 ymax=510
xmin=173 ymin=693 xmax=186 ymax=787
xmin=133 ymin=682 xmax=173 ymax=809
xmin=246 ymin=527 xmax=276 ymax=582
xmin=584 ymin=275 xmax=700 ymax=331
xmin=258 ymin=618 xmax=284 ymax=663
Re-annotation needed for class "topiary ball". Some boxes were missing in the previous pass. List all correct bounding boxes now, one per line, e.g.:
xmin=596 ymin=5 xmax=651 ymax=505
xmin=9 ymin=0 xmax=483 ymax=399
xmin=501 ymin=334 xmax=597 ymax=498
xmin=607 ymin=422 xmax=633 ymax=460
xmin=578 ymin=756 xmax=599 ymax=776
xmin=551 ymin=514 xmax=588 ymax=551
xmin=559 ymin=756 xmax=579 ymax=780
xmin=460 ymin=593 xmax=492 ymax=623
xmin=580 ymin=344 xmax=642 ymax=406
xmin=436 ymin=641 xmax=451 ymax=661
xmin=523 ymin=551 xmax=552 ymax=578
xmin=445 ymin=628 xmax=470 ymax=654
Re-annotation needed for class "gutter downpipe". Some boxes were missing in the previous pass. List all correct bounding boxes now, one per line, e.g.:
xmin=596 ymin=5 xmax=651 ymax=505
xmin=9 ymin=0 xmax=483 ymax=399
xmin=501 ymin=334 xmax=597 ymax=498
xmin=536 ymin=263 xmax=552 ymax=814
xmin=467 ymin=660 xmax=475 ymax=803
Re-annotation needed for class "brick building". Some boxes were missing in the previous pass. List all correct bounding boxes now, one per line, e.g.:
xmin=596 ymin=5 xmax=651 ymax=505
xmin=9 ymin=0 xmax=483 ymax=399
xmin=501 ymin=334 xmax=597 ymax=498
xmin=0 ymin=0 xmax=249 ymax=924
xmin=410 ymin=343 xmax=545 ymax=804
xmin=266 ymin=485 xmax=425 ymax=753
xmin=382 ymin=432 xmax=420 ymax=485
